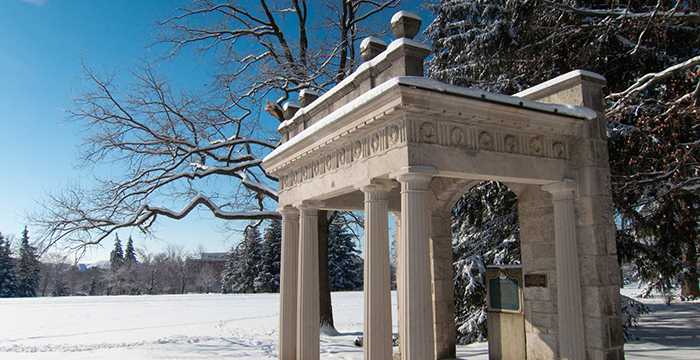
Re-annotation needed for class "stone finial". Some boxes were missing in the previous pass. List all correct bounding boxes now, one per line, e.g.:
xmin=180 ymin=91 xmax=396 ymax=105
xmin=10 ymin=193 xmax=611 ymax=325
xmin=299 ymin=89 xmax=319 ymax=107
xmin=391 ymin=11 xmax=421 ymax=39
xmin=360 ymin=36 xmax=387 ymax=62
xmin=283 ymin=102 xmax=300 ymax=120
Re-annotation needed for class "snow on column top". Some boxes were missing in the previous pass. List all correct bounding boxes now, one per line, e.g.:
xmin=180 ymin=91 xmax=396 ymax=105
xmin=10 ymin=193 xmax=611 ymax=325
xmin=391 ymin=11 xmax=421 ymax=23
xmin=360 ymin=36 xmax=387 ymax=61
xmin=360 ymin=36 xmax=385 ymax=48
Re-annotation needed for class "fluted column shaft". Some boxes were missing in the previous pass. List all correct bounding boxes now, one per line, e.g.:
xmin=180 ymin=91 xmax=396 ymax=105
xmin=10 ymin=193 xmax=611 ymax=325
xmin=392 ymin=213 xmax=402 ymax=357
xmin=279 ymin=206 xmax=299 ymax=360
xmin=297 ymin=204 xmax=320 ymax=360
xmin=361 ymin=183 xmax=394 ymax=360
xmin=396 ymin=172 xmax=435 ymax=360
xmin=543 ymin=180 xmax=586 ymax=360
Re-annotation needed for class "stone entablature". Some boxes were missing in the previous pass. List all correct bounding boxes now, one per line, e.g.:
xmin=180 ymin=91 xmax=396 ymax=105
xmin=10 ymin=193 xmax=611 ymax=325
xmin=265 ymin=76 xmax=595 ymax=194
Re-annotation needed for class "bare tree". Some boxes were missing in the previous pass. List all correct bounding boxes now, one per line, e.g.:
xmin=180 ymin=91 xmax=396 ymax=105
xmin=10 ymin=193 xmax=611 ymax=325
xmin=30 ymin=0 xmax=397 ymax=248
xmin=30 ymin=0 xmax=397 ymax=326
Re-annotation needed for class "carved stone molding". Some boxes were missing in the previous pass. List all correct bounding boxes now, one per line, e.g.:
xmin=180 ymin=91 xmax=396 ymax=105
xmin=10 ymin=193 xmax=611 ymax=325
xmin=530 ymin=137 xmax=543 ymax=156
xmin=277 ymin=117 xmax=571 ymax=191
xmin=479 ymin=131 xmax=494 ymax=150
xmin=504 ymin=135 xmax=518 ymax=153
xmin=450 ymin=127 xmax=465 ymax=146
xmin=420 ymin=122 xmax=436 ymax=142
xmin=279 ymin=120 xmax=407 ymax=190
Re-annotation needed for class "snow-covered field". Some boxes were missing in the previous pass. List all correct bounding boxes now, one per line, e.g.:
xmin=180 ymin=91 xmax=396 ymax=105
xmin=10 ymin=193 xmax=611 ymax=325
xmin=0 ymin=286 xmax=696 ymax=359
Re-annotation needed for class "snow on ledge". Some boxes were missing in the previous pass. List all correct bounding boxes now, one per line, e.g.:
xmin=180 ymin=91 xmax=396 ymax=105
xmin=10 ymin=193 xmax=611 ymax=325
xmin=300 ymin=89 xmax=318 ymax=97
xmin=266 ymin=76 xmax=596 ymax=164
xmin=397 ymin=76 xmax=598 ymax=120
xmin=514 ymin=70 xmax=606 ymax=99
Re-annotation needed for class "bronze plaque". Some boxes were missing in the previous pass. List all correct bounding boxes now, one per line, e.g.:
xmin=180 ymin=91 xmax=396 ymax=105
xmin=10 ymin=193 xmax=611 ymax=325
xmin=524 ymin=274 xmax=547 ymax=288
xmin=487 ymin=269 xmax=522 ymax=313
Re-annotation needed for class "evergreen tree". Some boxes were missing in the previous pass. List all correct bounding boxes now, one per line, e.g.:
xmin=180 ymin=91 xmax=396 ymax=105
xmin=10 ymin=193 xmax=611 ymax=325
xmin=451 ymin=181 xmax=520 ymax=344
xmin=110 ymin=235 xmax=124 ymax=272
xmin=221 ymin=226 xmax=264 ymax=293
xmin=0 ymin=233 xmax=18 ymax=298
xmin=255 ymin=219 xmax=282 ymax=293
xmin=88 ymin=276 xmax=99 ymax=296
xmin=15 ymin=227 xmax=41 ymax=297
xmin=124 ymin=237 xmax=137 ymax=264
xmin=52 ymin=272 xmax=69 ymax=296
xmin=328 ymin=223 xmax=363 ymax=291
xmin=425 ymin=0 xmax=536 ymax=94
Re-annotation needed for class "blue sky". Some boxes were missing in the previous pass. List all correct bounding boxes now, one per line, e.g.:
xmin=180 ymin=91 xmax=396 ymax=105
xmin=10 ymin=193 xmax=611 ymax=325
xmin=0 ymin=0 xmax=431 ymax=262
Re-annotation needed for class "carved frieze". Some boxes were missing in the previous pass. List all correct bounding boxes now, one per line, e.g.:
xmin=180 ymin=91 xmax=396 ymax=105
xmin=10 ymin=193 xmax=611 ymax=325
xmin=278 ymin=120 xmax=407 ymax=190
xmin=277 ymin=116 xmax=570 ymax=191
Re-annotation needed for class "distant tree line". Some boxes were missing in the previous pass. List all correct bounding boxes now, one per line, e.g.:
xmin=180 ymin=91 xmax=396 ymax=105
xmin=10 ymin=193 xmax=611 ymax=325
xmin=1 ymin=219 xmax=364 ymax=298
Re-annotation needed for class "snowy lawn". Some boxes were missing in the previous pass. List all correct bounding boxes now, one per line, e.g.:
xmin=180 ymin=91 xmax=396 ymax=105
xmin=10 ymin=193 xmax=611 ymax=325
xmin=0 ymin=287 xmax=696 ymax=359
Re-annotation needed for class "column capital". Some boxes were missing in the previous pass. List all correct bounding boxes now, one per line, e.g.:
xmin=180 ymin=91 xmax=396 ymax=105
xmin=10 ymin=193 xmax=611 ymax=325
xmin=542 ymin=179 xmax=577 ymax=201
xmin=357 ymin=178 xmax=397 ymax=194
xmin=294 ymin=201 xmax=324 ymax=212
xmin=391 ymin=166 xmax=439 ymax=180
xmin=277 ymin=205 xmax=300 ymax=217
xmin=393 ymin=167 xmax=438 ymax=192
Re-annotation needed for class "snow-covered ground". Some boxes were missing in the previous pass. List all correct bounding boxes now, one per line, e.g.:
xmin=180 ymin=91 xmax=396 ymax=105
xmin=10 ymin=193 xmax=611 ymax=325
xmin=0 ymin=286 xmax=696 ymax=359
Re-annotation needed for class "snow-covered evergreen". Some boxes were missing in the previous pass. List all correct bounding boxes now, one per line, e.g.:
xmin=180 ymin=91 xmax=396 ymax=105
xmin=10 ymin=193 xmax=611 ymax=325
xmin=425 ymin=0 xmax=533 ymax=94
xmin=110 ymin=235 xmax=124 ymax=272
xmin=255 ymin=219 xmax=282 ymax=293
xmin=328 ymin=223 xmax=363 ymax=291
xmin=222 ymin=226 xmax=265 ymax=294
xmin=15 ymin=227 xmax=41 ymax=297
xmin=124 ymin=237 xmax=137 ymax=264
xmin=52 ymin=272 xmax=69 ymax=297
xmin=0 ymin=233 xmax=18 ymax=298
xmin=451 ymin=181 xmax=520 ymax=344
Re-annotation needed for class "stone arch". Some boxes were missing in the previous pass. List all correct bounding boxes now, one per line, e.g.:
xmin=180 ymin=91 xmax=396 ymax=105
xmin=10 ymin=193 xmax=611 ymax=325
xmin=427 ymin=178 xmax=523 ymax=357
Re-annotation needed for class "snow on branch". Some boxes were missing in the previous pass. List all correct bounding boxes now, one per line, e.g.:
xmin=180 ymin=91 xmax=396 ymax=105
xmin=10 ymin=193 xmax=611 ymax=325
xmin=144 ymin=194 xmax=280 ymax=221
xmin=607 ymin=55 xmax=700 ymax=112
xmin=542 ymin=0 xmax=700 ymax=23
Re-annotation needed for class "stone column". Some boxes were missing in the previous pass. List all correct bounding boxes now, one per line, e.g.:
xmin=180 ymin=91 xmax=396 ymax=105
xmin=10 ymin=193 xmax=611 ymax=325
xmin=430 ymin=211 xmax=456 ymax=359
xmin=278 ymin=206 xmax=299 ymax=360
xmin=396 ymin=171 xmax=436 ymax=360
xmin=361 ymin=181 xmax=395 ymax=360
xmin=392 ymin=213 xmax=402 ymax=357
xmin=543 ymin=180 xmax=586 ymax=360
xmin=297 ymin=203 xmax=320 ymax=360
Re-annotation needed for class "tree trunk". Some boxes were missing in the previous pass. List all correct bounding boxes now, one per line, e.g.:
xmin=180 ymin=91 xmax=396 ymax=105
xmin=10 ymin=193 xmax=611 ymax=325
xmin=318 ymin=210 xmax=337 ymax=334
xmin=681 ymin=240 xmax=700 ymax=299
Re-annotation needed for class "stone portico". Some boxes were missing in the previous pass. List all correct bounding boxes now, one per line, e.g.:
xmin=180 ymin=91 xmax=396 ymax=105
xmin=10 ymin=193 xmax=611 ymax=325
xmin=262 ymin=12 xmax=624 ymax=360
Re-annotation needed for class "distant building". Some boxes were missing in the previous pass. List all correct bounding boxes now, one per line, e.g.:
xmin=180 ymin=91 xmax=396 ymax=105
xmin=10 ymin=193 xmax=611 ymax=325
xmin=198 ymin=252 xmax=228 ymax=262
